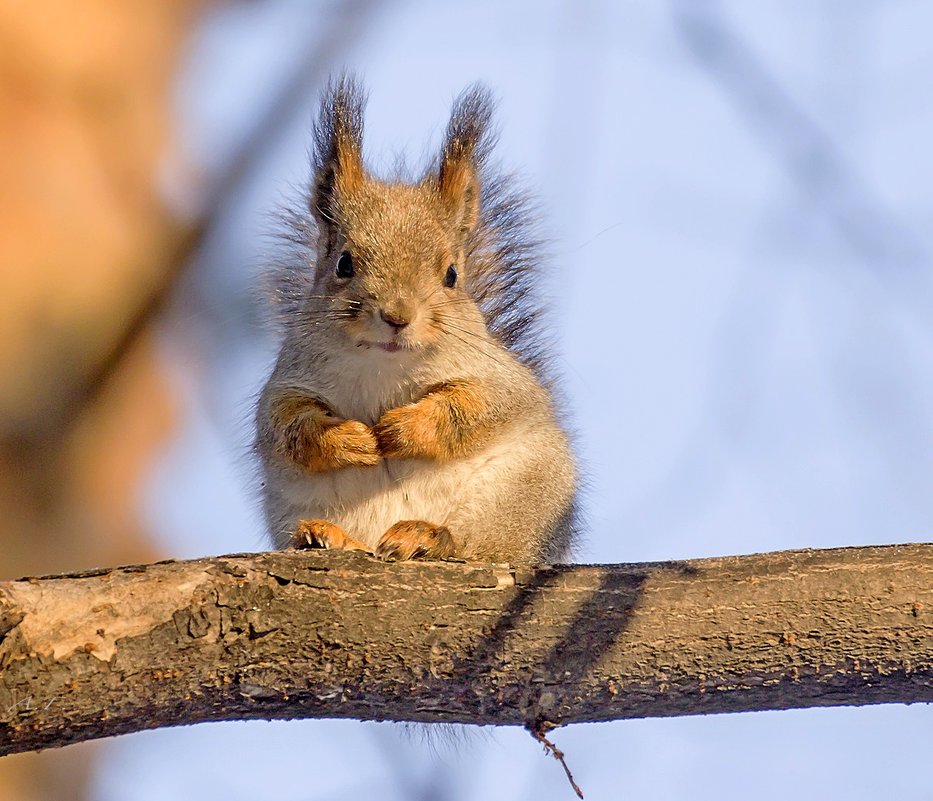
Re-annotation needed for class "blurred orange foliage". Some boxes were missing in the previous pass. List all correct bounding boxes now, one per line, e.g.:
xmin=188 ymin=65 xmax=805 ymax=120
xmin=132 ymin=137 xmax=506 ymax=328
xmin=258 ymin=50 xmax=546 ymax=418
xmin=0 ymin=2 xmax=204 ymax=799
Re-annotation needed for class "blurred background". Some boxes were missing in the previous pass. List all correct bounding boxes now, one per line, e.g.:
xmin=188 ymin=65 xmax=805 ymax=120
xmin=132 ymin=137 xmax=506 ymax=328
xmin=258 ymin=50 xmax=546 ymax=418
xmin=2 ymin=1 xmax=932 ymax=799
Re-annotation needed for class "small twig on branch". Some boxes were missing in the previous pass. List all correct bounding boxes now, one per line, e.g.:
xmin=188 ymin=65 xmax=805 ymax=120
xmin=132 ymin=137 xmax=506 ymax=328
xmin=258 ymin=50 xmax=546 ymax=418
xmin=529 ymin=721 xmax=584 ymax=799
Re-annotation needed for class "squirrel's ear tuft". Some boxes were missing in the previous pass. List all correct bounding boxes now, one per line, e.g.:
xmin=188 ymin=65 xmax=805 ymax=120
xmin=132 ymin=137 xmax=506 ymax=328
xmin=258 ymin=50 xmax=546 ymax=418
xmin=436 ymin=85 xmax=495 ymax=239
xmin=310 ymin=74 xmax=366 ymax=233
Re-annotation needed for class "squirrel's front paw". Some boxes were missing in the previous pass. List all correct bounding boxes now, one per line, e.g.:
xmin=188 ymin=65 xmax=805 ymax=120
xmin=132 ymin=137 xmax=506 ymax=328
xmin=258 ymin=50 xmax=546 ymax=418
xmin=373 ymin=401 xmax=441 ymax=460
xmin=269 ymin=391 xmax=380 ymax=472
xmin=376 ymin=520 xmax=456 ymax=561
xmin=321 ymin=420 xmax=381 ymax=467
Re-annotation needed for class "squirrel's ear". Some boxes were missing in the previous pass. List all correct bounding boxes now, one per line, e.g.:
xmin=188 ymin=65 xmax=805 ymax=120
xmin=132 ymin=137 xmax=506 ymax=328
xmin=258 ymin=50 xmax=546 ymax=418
xmin=310 ymin=75 xmax=366 ymax=234
xmin=436 ymin=85 xmax=493 ymax=239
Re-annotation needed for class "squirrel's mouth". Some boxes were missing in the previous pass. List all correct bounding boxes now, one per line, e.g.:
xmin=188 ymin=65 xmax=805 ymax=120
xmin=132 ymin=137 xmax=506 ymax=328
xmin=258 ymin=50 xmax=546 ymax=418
xmin=358 ymin=340 xmax=405 ymax=353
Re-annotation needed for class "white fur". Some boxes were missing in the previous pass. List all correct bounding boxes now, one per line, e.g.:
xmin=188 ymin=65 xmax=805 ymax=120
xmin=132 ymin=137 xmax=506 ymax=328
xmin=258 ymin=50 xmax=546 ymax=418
xmin=265 ymin=336 xmax=529 ymax=543
xmin=276 ymin=420 xmax=532 ymax=550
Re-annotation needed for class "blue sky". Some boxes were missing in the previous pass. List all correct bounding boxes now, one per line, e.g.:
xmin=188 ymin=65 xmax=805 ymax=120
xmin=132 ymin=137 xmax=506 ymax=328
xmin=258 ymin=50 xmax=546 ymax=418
xmin=95 ymin=2 xmax=933 ymax=798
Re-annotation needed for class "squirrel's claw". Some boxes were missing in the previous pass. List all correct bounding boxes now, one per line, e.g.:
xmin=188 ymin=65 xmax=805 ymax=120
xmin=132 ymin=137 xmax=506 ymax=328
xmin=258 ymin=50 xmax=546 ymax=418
xmin=291 ymin=519 xmax=371 ymax=553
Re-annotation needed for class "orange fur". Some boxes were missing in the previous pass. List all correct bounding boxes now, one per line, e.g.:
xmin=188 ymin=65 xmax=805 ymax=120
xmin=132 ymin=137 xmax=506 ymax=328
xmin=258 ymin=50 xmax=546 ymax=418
xmin=292 ymin=519 xmax=370 ymax=551
xmin=376 ymin=520 xmax=456 ymax=561
xmin=437 ymin=160 xmax=480 ymax=236
xmin=335 ymin=137 xmax=364 ymax=196
xmin=373 ymin=380 xmax=491 ymax=461
xmin=268 ymin=390 xmax=380 ymax=472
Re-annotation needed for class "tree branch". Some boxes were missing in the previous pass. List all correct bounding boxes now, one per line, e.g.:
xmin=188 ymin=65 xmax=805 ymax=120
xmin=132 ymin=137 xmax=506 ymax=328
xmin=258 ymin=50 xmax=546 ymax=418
xmin=2 ymin=544 xmax=932 ymax=756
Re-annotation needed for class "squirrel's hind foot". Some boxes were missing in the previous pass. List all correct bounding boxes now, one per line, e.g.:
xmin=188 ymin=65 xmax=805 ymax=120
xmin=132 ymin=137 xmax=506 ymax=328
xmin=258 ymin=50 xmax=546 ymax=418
xmin=376 ymin=520 xmax=456 ymax=561
xmin=291 ymin=519 xmax=371 ymax=553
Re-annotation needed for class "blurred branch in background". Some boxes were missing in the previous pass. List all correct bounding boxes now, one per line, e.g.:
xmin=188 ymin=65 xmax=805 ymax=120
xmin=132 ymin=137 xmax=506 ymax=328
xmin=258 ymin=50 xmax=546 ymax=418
xmin=618 ymin=1 xmax=933 ymax=550
xmin=172 ymin=0 xmax=389 ymax=438
xmin=670 ymin=0 xmax=933 ymax=527
xmin=5 ymin=0 xmax=386 ymax=456
xmin=670 ymin=0 xmax=929 ymax=274
xmin=98 ymin=0 xmax=390 ymax=429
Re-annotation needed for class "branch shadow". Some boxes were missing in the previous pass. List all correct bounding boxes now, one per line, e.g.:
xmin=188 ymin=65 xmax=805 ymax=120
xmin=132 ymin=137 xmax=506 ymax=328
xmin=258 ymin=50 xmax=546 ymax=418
xmin=456 ymin=560 xmax=699 ymax=724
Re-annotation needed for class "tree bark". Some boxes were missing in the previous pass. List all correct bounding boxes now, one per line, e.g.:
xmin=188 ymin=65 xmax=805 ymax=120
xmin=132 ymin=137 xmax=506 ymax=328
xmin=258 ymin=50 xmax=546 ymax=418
xmin=1 ymin=544 xmax=932 ymax=756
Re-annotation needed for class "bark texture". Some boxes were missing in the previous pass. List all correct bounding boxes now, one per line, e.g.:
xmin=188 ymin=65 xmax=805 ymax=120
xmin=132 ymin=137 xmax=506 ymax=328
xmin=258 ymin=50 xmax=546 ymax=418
xmin=2 ymin=544 xmax=933 ymax=756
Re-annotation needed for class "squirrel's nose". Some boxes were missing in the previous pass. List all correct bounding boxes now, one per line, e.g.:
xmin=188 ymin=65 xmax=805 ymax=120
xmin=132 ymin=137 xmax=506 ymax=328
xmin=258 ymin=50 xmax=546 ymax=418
xmin=380 ymin=308 xmax=411 ymax=330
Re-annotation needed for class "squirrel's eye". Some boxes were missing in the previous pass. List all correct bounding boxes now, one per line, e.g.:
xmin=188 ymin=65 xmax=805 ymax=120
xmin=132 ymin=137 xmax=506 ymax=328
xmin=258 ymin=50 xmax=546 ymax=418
xmin=335 ymin=251 xmax=354 ymax=279
xmin=444 ymin=265 xmax=458 ymax=288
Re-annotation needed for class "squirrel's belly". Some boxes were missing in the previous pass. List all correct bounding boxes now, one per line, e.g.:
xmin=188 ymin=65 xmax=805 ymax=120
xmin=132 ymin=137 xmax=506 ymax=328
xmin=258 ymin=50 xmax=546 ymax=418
xmin=276 ymin=431 xmax=525 ymax=549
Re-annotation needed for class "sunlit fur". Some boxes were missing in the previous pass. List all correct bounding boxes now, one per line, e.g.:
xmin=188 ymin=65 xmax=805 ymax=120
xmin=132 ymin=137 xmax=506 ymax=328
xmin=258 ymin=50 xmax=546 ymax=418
xmin=256 ymin=76 xmax=580 ymax=563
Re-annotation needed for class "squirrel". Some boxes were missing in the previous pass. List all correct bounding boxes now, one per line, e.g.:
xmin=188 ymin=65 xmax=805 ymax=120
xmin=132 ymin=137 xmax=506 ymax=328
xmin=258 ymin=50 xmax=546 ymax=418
xmin=255 ymin=76 xmax=579 ymax=563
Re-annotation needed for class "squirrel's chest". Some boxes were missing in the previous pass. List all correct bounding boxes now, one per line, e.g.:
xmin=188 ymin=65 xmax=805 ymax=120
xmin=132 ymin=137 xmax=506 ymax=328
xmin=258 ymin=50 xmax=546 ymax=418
xmin=321 ymin=354 xmax=428 ymax=424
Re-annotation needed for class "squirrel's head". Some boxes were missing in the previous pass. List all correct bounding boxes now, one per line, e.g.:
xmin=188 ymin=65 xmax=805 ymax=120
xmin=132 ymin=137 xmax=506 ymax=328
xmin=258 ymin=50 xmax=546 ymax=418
xmin=303 ymin=77 xmax=492 ymax=355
